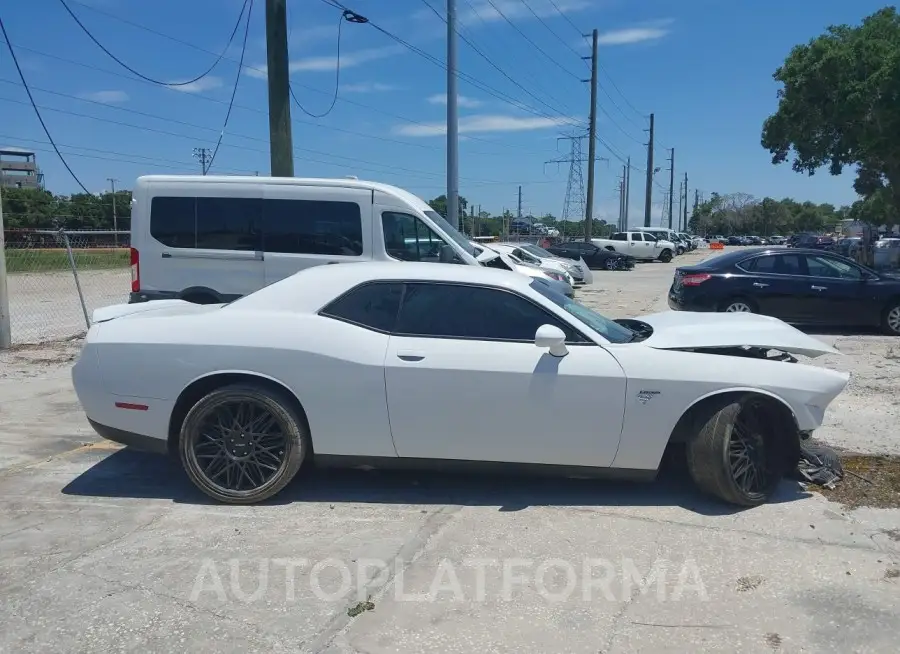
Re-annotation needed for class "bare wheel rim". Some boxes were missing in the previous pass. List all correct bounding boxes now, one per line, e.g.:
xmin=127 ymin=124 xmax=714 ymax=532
xmin=726 ymin=302 xmax=752 ymax=313
xmin=727 ymin=407 xmax=769 ymax=496
xmin=188 ymin=398 xmax=289 ymax=495
xmin=888 ymin=306 xmax=900 ymax=333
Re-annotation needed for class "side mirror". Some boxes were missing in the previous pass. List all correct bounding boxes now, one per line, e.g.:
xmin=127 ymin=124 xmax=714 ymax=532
xmin=535 ymin=324 xmax=568 ymax=357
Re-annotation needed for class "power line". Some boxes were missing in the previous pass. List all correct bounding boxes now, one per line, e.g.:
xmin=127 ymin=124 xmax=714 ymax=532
xmin=205 ymin=0 xmax=253 ymax=173
xmin=57 ymin=0 xmax=250 ymax=88
xmin=519 ymin=0 xmax=591 ymax=66
xmin=0 ymin=14 xmax=90 ymax=193
xmin=481 ymin=0 xmax=582 ymax=80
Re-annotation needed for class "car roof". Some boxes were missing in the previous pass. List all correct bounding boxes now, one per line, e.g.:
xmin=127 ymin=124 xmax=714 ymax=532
xmin=228 ymin=262 xmax=532 ymax=313
xmin=134 ymin=175 xmax=433 ymax=214
xmin=695 ymin=247 xmax=861 ymax=269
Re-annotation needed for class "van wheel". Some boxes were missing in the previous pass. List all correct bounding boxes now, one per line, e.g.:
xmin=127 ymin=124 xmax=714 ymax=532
xmin=182 ymin=293 xmax=219 ymax=305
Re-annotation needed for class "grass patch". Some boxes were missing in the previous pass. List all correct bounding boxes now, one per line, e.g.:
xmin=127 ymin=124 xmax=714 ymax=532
xmin=818 ymin=454 xmax=900 ymax=509
xmin=4 ymin=248 xmax=129 ymax=273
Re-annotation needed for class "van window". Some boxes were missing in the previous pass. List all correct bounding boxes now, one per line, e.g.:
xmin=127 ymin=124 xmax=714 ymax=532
xmin=265 ymin=199 xmax=362 ymax=256
xmin=383 ymin=212 xmax=458 ymax=263
xmin=196 ymin=197 xmax=262 ymax=251
xmin=150 ymin=196 xmax=196 ymax=248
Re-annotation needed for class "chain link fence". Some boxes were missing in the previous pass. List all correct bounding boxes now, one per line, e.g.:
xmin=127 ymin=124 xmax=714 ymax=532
xmin=3 ymin=229 xmax=131 ymax=346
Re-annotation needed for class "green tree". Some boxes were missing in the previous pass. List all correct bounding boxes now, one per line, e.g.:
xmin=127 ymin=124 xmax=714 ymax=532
xmin=761 ymin=8 xmax=900 ymax=210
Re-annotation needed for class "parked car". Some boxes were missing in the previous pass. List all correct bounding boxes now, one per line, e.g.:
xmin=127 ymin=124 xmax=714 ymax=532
xmin=492 ymin=242 xmax=583 ymax=285
xmin=635 ymin=227 xmax=686 ymax=255
xmin=73 ymin=261 xmax=849 ymax=507
xmin=727 ymin=236 xmax=744 ymax=246
xmin=668 ymin=247 xmax=900 ymax=334
xmin=545 ymin=241 xmax=635 ymax=271
xmin=503 ymin=242 xmax=592 ymax=284
xmin=792 ymin=234 xmax=835 ymax=251
xmin=592 ymin=231 xmax=677 ymax=262
xmin=472 ymin=243 xmax=574 ymax=297
xmin=128 ymin=175 xmax=480 ymax=305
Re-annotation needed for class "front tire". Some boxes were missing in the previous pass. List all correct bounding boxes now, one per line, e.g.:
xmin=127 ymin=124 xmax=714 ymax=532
xmin=658 ymin=249 xmax=673 ymax=263
xmin=686 ymin=397 xmax=783 ymax=506
xmin=882 ymin=300 xmax=900 ymax=335
xmin=604 ymin=257 xmax=617 ymax=271
xmin=178 ymin=384 xmax=308 ymax=504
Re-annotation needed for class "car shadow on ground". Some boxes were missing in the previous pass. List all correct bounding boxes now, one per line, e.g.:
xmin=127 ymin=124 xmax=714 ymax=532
xmin=61 ymin=446 xmax=812 ymax=517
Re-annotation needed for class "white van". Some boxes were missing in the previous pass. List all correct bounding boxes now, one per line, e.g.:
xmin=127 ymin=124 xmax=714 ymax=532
xmin=634 ymin=227 xmax=685 ymax=255
xmin=128 ymin=175 xmax=480 ymax=304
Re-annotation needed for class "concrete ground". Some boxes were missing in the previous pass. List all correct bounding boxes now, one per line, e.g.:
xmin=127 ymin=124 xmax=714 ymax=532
xmin=1 ymin=248 xmax=898 ymax=653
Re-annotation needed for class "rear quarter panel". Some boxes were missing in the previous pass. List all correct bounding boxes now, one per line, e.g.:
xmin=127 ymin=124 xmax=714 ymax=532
xmin=90 ymin=310 xmax=398 ymax=458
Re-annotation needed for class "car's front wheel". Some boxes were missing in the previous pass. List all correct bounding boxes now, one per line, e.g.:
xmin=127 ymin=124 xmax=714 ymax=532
xmin=604 ymin=257 xmax=617 ymax=271
xmin=686 ymin=396 xmax=787 ymax=506
xmin=179 ymin=383 xmax=308 ymax=504
xmin=658 ymin=249 xmax=673 ymax=263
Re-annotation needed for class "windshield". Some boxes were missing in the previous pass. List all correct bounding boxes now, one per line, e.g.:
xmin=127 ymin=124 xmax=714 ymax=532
xmin=520 ymin=243 xmax=554 ymax=258
xmin=424 ymin=210 xmax=475 ymax=256
xmin=529 ymin=280 xmax=635 ymax=344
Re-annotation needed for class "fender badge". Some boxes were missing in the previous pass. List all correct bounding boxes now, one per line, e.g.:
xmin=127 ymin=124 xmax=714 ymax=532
xmin=637 ymin=390 xmax=660 ymax=404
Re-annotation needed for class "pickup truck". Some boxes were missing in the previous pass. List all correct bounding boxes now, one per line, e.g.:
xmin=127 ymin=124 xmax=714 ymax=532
xmin=591 ymin=231 xmax=676 ymax=263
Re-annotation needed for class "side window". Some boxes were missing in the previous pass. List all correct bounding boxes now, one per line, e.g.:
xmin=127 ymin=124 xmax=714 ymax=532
xmin=264 ymin=199 xmax=363 ymax=256
xmin=644 ymin=233 xmax=658 ymax=241
xmin=320 ymin=282 xmax=403 ymax=333
xmin=773 ymin=254 xmax=804 ymax=275
xmin=196 ymin=197 xmax=262 ymax=251
xmin=631 ymin=233 xmax=644 ymax=242
xmin=740 ymin=255 xmax=774 ymax=273
xmin=805 ymin=255 xmax=862 ymax=280
xmin=395 ymin=283 xmax=586 ymax=342
xmin=382 ymin=212 xmax=454 ymax=263
xmin=611 ymin=233 xmax=626 ymax=241
xmin=150 ymin=196 xmax=196 ymax=248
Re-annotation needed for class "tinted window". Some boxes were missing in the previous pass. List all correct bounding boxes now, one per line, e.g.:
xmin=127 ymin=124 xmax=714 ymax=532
xmin=611 ymin=233 xmax=627 ymax=241
xmin=150 ymin=196 xmax=196 ymax=248
xmin=320 ymin=282 xmax=403 ymax=332
xmin=741 ymin=254 xmax=803 ymax=275
xmin=805 ymin=255 xmax=863 ymax=280
xmin=395 ymin=283 xmax=584 ymax=342
xmin=265 ymin=199 xmax=362 ymax=256
xmin=382 ymin=212 xmax=455 ymax=263
xmin=196 ymin=197 xmax=262 ymax=251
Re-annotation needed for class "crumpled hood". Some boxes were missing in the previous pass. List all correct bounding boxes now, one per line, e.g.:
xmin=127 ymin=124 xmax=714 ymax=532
xmin=636 ymin=311 xmax=841 ymax=358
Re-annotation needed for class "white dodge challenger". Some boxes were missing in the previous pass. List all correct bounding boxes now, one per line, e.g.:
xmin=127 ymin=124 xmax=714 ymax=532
xmin=72 ymin=262 xmax=849 ymax=506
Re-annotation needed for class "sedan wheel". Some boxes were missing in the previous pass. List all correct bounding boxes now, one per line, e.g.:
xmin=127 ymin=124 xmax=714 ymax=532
xmin=179 ymin=384 xmax=308 ymax=504
xmin=686 ymin=397 xmax=783 ymax=506
xmin=883 ymin=303 xmax=900 ymax=335
xmin=604 ymin=258 xmax=617 ymax=271
xmin=723 ymin=300 xmax=753 ymax=313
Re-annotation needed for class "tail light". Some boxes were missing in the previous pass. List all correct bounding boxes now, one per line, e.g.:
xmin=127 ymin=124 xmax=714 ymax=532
xmin=130 ymin=247 xmax=140 ymax=292
xmin=681 ymin=273 xmax=712 ymax=286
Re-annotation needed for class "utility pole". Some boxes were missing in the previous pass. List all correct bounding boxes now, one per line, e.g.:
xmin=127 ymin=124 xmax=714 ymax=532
xmin=666 ymin=148 xmax=675 ymax=230
xmin=624 ymin=156 xmax=631 ymax=231
xmin=618 ymin=167 xmax=626 ymax=231
xmin=193 ymin=147 xmax=211 ymax=175
xmin=643 ymin=112 xmax=655 ymax=227
xmin=677 ymin=180 xmax=684 ymax=232
xmin=683 ymin=172 xmax=689 ymax=232
xmin=107 ymin=177 xmax=119 ymax=246
xmin=517 ymin=185 xmax=522 ymax=220
xmin=0 ymin=183 xmax=10 ymax=349
xmin=446 ymin=0 xmax=460 ymax=231
xmin=266 ymin=0 xmax=294 ymax=176
xmin=583 ymin=28 xmax=598 ymax=241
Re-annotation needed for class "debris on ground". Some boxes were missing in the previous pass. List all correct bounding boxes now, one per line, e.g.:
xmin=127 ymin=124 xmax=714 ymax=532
xmin=347 ymin=600 xmax=375 ymax=618
xmin=817 ymin=454 xmax=900 ymax=509
xmin=795 ymin=441 xmax=843 ymax=489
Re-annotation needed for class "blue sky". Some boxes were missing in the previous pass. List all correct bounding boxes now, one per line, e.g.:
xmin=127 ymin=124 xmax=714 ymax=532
xmin=0 ymin=0 xmax=888 ymax=225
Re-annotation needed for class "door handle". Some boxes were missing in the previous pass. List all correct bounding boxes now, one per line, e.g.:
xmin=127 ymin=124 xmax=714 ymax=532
xmin=811 ymin=285 xmax=827 ymax=291
xmin=397 ymin=351 xmax=425 ymax=362
xmin=752 ymin=282 xmax=768 ymax=288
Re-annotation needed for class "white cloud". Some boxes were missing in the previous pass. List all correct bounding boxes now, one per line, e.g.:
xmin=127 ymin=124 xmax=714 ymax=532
xmin=427 ymin=94 xmax=483 ymax=108
xmin=78 ymin=90 xmax=129 ymax=103
xmin=246 ymin=45 xmax=404 ymax=79
xmin=462 ymin=0 xmax=590 ymax=24
xmin=167 ymin=77 xmax=224 ymax=93
xmin=597 ymin=21 xmax=673 ymax=46
xmin=343 ymin=82 xmax=399 ymax=93
xmin=394 ymin=114 xmax=571 ymax=137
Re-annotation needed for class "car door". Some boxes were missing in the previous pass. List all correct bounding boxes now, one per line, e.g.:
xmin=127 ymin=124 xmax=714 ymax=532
xmin=631 ymin=233 xmax=654 ymax=258
xmin=383 ymin=282 xmax=627 ymax=467
xmin=735 ymin=253 xmax=809 ymax=320
xmin=799 ymin=254 xmax=874 ymax=325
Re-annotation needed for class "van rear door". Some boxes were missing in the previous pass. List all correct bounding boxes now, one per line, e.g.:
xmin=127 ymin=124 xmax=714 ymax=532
xmin=262 ymin=184 xmax=371 ymax=286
